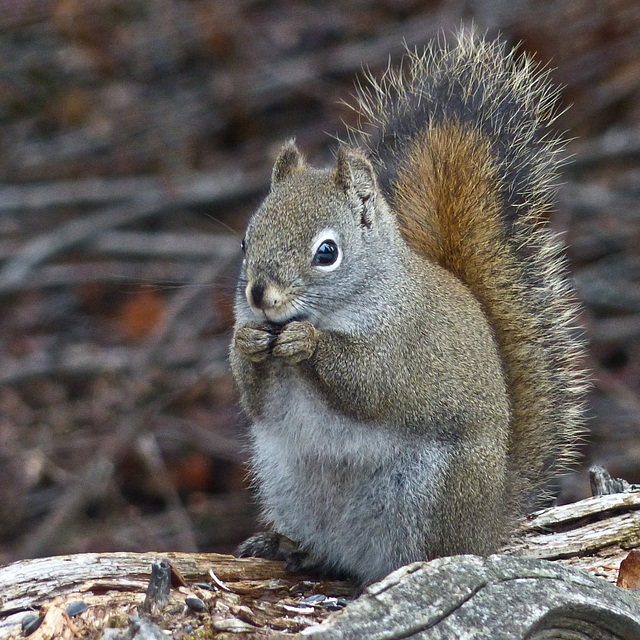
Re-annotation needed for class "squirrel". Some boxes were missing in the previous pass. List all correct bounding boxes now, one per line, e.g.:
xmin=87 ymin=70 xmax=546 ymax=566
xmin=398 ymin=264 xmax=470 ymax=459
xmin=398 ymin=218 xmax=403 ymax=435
xmin=229 ymin=30 xmax=588 ymax=586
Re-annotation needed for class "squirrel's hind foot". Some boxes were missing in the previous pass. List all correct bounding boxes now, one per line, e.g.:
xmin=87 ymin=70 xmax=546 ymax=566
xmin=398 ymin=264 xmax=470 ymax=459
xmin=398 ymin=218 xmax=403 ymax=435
xmin=235 ymin=531 xmax=299 ymax=562
xmin=235 ymin=531 xmax=345 ymax=579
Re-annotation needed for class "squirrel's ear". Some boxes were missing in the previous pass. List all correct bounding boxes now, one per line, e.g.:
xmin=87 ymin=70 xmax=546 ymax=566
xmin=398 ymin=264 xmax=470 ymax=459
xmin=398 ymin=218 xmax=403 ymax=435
xmin=334 ymin=146 xmax=378 ymax=228
xmin=271 ymin=140 xmax=306 ymax=185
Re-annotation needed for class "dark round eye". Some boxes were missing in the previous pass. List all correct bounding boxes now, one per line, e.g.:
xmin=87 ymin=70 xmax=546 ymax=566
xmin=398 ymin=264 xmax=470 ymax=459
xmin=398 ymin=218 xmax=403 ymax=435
xmin=313 ymin=240 xmax=339 ymax=266
xmin=240 ymin=238 xmax=246 ymax=253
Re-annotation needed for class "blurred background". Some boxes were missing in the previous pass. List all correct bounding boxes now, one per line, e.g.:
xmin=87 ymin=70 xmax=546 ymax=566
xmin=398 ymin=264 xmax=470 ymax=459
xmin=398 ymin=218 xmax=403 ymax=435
xmin=0 ymin=0 xmax=639 ymax=564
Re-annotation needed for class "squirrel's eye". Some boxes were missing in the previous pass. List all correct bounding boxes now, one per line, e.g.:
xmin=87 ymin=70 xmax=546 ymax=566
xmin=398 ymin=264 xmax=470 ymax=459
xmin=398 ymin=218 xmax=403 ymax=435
xmin=240 ymin=238 xmax=246 ymax=253
xmin=313 ymin=240 xmax=339 ymax=266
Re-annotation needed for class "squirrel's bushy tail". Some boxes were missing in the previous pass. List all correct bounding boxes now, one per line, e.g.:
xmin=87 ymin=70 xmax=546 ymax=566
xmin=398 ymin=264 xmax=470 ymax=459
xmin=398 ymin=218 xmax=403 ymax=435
xmin=353 ymin=29 xmax=588 ymax=511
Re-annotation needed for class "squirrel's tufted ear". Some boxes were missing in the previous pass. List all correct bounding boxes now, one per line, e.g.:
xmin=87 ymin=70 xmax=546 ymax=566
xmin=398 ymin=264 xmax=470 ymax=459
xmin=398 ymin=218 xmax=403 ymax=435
xmin=271 ymin=140 xmax=306 ymax=185
xmin=334 ymin=146 xmax=378 ymax=228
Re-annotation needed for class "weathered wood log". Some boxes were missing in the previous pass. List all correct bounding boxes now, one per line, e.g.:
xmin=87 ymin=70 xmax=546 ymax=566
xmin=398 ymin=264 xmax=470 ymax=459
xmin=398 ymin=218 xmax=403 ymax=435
xmin=1 ymin=488 xmax=639 ymax=639
xmin=0 ymin=552 xmax=353 ymax=639
xmin=507 ymin=491 xmax=640 ymax=583
xmin=591 ymin=465 xmax=640 ymax=496
xmin=302 ymin=556 xmax=640 ymax=640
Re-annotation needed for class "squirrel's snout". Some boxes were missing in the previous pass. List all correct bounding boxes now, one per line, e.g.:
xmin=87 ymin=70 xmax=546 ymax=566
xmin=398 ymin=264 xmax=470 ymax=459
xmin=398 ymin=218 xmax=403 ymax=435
xmin=247 ymin=281 xmax=283 ymax=312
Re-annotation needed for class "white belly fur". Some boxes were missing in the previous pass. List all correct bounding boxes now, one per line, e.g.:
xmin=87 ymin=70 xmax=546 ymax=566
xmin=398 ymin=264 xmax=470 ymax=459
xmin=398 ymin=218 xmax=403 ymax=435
xmin=250 ymin=374 xmax=450 ymax=584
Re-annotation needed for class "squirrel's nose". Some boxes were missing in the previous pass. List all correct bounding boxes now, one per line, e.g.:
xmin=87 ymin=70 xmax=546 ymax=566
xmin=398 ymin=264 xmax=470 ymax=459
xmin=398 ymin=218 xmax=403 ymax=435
xmin=249 ymin=282 xmax=265 ymax=309
xmin=247 ymin=281 xmax=283 ymax=311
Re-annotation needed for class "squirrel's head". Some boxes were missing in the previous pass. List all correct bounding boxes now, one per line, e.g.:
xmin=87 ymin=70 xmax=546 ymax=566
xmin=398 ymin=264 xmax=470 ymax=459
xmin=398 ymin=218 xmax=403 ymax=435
xmin=237 ymin=140 xmax=395 ymax=327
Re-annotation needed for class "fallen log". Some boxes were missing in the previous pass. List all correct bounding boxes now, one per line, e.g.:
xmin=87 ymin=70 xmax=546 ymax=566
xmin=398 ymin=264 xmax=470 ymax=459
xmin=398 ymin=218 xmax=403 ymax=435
xmin=302 ymin=555 xmax=640 ymax=640
xmin=1 ymin=485 xmax=639 ymax=639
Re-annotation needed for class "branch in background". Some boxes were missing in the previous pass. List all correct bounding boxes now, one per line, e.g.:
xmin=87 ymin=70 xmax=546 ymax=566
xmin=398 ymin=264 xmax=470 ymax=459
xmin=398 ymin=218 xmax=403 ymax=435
xmin=6 ymin=261 xmax=202 ymax=290
xmin=136 ymin=434 xmax=198 ymax=553
xmin=0 ymin=337 xmax=230 ymax=387
xmin=93 ymin=231 xmax=239 ymax=260
xmin=0 ymin=196 xmax=165 ymax=295
xmin=0 ymin=169 xmax=265 ymax=215
xmin=566 ymin=127 xmax=640 ymax=169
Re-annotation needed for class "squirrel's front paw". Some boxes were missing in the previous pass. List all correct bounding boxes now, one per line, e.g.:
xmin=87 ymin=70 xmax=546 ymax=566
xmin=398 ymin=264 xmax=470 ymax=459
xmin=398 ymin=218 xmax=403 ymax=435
xmin=233 ymin=323 xmax=276 ymax=362
xmin=272 ymin=320 xmax=318 ymax=363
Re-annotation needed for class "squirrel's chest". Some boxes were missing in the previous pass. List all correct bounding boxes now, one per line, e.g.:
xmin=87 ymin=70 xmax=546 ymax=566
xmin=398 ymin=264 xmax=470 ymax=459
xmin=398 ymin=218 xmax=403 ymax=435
xmin=249 ymin=372 xmax=402 ymax=531
xmin=253 ymin=371 xmax=395 ymax=466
